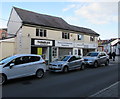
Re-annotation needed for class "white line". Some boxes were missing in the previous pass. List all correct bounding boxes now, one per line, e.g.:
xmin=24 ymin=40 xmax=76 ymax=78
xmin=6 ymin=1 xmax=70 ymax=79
xmin=89 ymin=81 xmax=119 ymax=97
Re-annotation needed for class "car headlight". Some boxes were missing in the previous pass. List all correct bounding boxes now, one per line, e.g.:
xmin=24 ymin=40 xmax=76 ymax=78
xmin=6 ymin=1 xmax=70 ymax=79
xmin=58 ymin=64 xmax=63 ymax=67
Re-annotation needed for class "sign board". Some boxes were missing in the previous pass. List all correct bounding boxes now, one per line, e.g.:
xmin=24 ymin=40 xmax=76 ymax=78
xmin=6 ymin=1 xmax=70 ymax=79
xmin=75 ymin=43 xmax=84 ymax=48
xmin=35 ymin=40 xmax=53 ymax=46
xmin=55 ymin=41 xmax=74 ymax=47
xmin=37 ymin=48 xmax=42 ymax=55
xmin=84 ymin=43 xmax=97 ymax=48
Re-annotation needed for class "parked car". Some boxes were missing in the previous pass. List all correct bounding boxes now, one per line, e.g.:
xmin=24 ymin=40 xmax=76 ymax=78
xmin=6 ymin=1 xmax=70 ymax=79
xmin=0 ymin=54 xmax=46 ymax=84
xmin=49 ymin=55 xmax=85 ymax=72
xmin=83 ymin=51 xmax=109 ymax=67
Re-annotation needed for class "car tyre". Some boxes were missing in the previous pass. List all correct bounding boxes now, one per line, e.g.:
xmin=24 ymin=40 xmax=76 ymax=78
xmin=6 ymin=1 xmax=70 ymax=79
xmin=105 ymin=60 xmax=109 ymax=66
xmin=94 ymin=61 xmax=98 ymax=68
xmin=81 ymin=64 xmax=85 ymax=70
xmin=63 ymin=66 xmax=69 ymax=73
xmin=36 ymin=69 xmax=44 ymax=79
xmin=0 ymin=74 xmax=7 ymax=85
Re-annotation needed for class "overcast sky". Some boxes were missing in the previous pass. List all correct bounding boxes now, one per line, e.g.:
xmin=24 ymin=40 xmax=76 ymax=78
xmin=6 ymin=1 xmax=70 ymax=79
xmin=0 ymin=0 xmax=119 ymax=40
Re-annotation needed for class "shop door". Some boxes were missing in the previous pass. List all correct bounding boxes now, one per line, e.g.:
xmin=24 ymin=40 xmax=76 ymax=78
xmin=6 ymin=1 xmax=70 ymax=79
xmin=52 ymin=47 xmax=58 ymax=61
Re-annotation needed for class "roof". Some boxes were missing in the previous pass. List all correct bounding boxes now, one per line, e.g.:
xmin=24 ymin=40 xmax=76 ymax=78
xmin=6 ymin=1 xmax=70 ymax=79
xmin=13 ymin=7 xmax=99 ymax=36
xmin=101 ymin=38 xmax=120 ymax=45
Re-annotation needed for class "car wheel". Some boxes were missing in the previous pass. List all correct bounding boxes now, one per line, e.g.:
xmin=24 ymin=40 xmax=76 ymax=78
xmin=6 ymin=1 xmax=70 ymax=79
xmin=0 ymin=74 xmax=7 ymax=85
xmin=105 ymin=60 xmax=109 ymax=66
xmin=63 ymin=66 xmax=69 ymax=73
xmin=81 ymin=64 xmax=85 ymax=70
xmin=94 ymin=61 xmax=98 ymax=68
xmin=36 ymin=69 xmax=44 ymax=79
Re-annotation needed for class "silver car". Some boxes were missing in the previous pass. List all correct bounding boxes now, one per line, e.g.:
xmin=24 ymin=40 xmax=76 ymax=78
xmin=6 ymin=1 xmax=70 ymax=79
xmin=83 ymin=51 xmax=109 ymax=67
xmin=49 ymin=55 xmax=85 ymax=72
xmin=0 ymin=54 xmax=46 ymax=84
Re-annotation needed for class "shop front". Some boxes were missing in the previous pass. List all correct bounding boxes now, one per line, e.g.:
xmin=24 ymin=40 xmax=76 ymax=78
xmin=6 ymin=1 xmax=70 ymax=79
xmin=31 ymin=39 xmax=55 ymax=64
xmin=54 ymin=41 xmax=84 ymax=60
xmin=55 ymin=41 xmax=73 ymax=60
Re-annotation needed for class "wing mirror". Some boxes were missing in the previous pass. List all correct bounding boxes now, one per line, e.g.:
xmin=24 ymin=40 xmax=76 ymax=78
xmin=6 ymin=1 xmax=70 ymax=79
xmin=98 ymin=56 xmax=101 ymax=58
xmin=9 ymin=63 xmax=14 ymax=69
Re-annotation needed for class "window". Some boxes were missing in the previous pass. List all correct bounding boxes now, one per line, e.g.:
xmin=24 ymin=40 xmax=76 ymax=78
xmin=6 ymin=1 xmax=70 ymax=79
xmin=22 ymin=56 xmax=30 ymax=64
xmin=100 ymin=53 xmax=106 ymax=57
xmin=87 ymin=52 xmax=99 ymax=57
xmin=78 ymin=34 xmax=83 ymax=40
xmin=62 ymin=32 xmax=70 ymax=39
xmin=78 ymin=50 xmax=81 ymax=56
xmin=90 ymin=36 xmax=95 ymax=41
xmin=76 ymin=56 xmax=81 ymax=60
xmin=68 ymin=56 xmax=77 ymax=62
xmin=52 ymin=47 xmax=57 ymax=57
xmin=36 ymin=29 xmax=47 ymax=37
xmin=9 ymin=57 xmax=23 ymax=66
xmin=30 ymin=56 xmax=40 ymax=62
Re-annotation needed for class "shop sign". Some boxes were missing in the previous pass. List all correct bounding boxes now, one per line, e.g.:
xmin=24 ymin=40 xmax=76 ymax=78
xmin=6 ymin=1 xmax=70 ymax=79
xmin=84 ymin=43 xmax=97 ymax=48
xmin=55 ymin=41 xmax=74 ymax=47
xmin=75 ymin=43 xmax=84 ymax=48
xmin=35 ymin=40 xmax=53 ymax=46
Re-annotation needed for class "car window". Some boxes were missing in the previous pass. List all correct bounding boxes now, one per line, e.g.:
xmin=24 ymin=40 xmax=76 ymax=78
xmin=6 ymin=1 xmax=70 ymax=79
xmin=60 ymin=56 xmax=71 ymax=61
xmin=0 ymin=56 xmax=15 ymax=65
xmin=5 ymin=57 xmax=23 ymax=66
xmin=13 ymin=57 xmax=23 ymax=65
xmin=68 ymin=56 xmax=77 ymax=62
xmin=87 ymin=52 xmax=99 ymax=57
xmin=29 ymin=56 xmax=40 ymax=62
xmin=75 ymin=56 xmax=82 ymax=60
xmin=100 ymin=53 xmax=106 ymax=57
xmin=22 ymin=56 xmax=30 ymax=64
xmin=4 ymin=56 xmax=41 ymax=67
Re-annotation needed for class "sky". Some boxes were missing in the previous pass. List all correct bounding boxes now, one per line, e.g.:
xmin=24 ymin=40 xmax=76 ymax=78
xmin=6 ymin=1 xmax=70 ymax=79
xmin=0 ymin=1 xmax=119 ymax=40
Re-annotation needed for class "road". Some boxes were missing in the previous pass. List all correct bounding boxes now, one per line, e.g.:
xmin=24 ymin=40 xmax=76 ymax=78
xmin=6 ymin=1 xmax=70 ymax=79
xmin=2 ymin=59 xmax=119 ymax=98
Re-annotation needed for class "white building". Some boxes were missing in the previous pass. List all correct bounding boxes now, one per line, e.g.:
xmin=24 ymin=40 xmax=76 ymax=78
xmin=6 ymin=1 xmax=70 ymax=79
xmin=5 ymin=7 xmax=100 ymax=63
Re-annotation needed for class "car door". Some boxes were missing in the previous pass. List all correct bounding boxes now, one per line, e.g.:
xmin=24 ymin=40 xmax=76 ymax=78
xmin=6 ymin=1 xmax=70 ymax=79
xmin=101 ymin=53 xmax=107 ymax=63
xmin=98 ymin=53 xmax=105 ymax=64
xmin=28 ymin=56 xmax=41 ymax=74
xmin=75 ymin=56 xmax=83 ymax=67
xmin=68 ymin=56 xmax=77 ymax=70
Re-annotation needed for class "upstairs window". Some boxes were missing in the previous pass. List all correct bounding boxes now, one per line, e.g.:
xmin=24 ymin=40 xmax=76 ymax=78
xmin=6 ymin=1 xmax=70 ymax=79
xmin=62 ymin=32 xmax=70 ymax=39
xmin=90 ymin=36 xmax=95 ymax=41
xmin=36 ymin=29 xmax=47 ymax=37
xmin=78 ymin=34 xmax=83 ymax=40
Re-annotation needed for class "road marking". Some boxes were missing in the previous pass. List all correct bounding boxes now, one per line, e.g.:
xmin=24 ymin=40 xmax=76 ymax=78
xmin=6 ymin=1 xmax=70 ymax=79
xmin=89 ymin=81 xmax=119 ymax=97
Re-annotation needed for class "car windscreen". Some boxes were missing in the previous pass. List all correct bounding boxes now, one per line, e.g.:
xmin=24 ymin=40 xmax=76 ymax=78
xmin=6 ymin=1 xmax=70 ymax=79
xmin=0 ymin=56 xmax=15 ymax=65
xmin=60 ymin=56 xmax=71 ymax=61
xmin=86 ymin=52 xmax=99 ymax=57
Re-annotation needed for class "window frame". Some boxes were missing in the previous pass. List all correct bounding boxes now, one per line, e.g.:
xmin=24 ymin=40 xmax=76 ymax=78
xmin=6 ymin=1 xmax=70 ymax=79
xmin=36 ymin=28 xmax=47 ymax=37
xmin=78 ymin=34 xmax=83 ymax=40
xmin=90 ymin=36 xmax=95 ymax=41
xmin=62 ymin=32 xmax=70 ymax=39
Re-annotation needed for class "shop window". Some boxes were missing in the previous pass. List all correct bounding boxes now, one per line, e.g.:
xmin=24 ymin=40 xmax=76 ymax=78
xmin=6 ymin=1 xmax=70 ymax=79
xmin=36 ymin=29 xmax=47 ymax=37
xmin=90 ymin=36 xmax=95 ymax=41
xmin=78 ymin=34 xmax=83 ymax=40
xmin=62 ymin=32 xmax=69 ymax=39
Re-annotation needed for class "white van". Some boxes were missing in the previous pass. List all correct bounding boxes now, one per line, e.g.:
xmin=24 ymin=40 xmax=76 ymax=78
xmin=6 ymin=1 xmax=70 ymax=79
xmin=0 ymin=54 xmax=46 ymax=84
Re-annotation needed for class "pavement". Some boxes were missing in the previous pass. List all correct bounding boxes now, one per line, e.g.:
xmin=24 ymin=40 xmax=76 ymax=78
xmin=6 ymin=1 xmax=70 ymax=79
xmin=90 ymin=56 xmax=119 ymax=98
